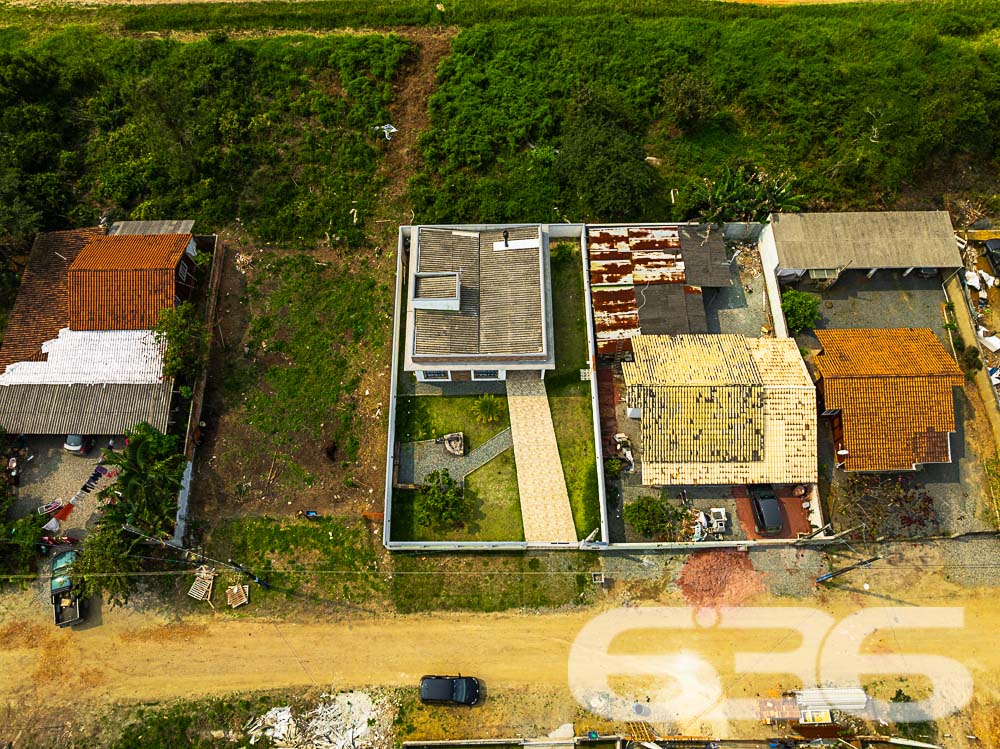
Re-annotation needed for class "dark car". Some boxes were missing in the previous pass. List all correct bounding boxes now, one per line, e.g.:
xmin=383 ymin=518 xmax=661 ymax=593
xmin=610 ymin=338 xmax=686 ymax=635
xmin=986 ymin=239 xmax=1000 ymax=275
xmin=748 ymin=485 xmax=784 ymax=536
xmin=419 ymin=675 xmax=481 ymax=706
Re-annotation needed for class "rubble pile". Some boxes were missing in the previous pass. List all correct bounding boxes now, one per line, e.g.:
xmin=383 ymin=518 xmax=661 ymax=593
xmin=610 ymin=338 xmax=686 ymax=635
xmin=246 ymin=706 xmax=299 ymax=747
xmin=245 ymin=691 xmax=392 ymax=749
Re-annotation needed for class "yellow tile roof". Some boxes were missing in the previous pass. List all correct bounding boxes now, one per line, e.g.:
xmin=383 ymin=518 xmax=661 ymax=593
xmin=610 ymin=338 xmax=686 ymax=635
xmin=816 ymin=329 xmax=963 ymax=471
xmin=622 ymin=335 xmax=816 ymax=486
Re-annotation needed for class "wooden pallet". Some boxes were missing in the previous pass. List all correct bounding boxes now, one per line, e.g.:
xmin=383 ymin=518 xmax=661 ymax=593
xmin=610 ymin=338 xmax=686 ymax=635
xmin=188 ymin=567 xmax=216 ymax=606
xmin=227 ymin=584 xmax=250 ymax=608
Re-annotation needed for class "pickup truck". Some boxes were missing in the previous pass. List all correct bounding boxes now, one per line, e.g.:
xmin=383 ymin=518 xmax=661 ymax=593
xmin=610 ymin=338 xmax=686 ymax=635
xmin=50 ymin=550 xmax=83 ymax=628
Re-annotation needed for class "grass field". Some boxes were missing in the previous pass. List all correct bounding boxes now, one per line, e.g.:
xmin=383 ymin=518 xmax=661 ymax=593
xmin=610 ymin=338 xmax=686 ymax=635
xmin=546 ymin=243 xmax=600 ymax=540
xmin=390 ymin=451 xmax=524 ymax=542
xmin=389 ymin=551 xmax=598 ymax=613
xmin=204 ymin=517 xmax=382 ymax=608
xmin=395 ymin=394 xmax=510 ymax=451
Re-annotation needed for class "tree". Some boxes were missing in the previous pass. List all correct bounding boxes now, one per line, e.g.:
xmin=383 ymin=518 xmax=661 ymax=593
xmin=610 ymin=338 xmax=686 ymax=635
xmin=471 ymin=394 xmax=503 ymax=424
xmin=556 ymin=90 xmax=657 ymax=220
xmin=781 ymin=289 xmax=821 ymax=334
xmin=99 ymin=423 xmax=184 ymax=539
xmin=153 ymin=301 xmax=211 ymax=383
xmin=623 ymin=495 xmax=688 ymax=540
xmin=695 ymin=164 xmax=803 ymax=223
xmin=415 ymin=469 xmax=471 ymax=528
xmin=71 ymin=522 xmax=141 ymax=607
xmin=659 ymin=71 xmax=720 ymax=133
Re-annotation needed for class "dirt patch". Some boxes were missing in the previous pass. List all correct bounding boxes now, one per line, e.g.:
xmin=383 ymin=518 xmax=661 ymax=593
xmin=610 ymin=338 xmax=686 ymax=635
xmin=0 ymin=619 xmax=51 ymax=649
xmin=676 ymin=550 xmax=767 ymax=608
xmin=119 ymin=621 xmax=211 ymax=643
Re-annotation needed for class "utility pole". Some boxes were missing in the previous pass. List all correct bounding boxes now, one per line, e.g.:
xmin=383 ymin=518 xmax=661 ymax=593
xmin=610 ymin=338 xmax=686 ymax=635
xmin=816 ymin=555 xmax=882 ymax=584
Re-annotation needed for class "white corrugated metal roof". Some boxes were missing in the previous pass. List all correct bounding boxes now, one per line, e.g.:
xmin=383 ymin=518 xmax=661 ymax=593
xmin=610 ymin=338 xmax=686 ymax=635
xmin=794 ymin=687 xmax=868 ymax=710
xmin=0 ymin=328 xmax=164 ymax=385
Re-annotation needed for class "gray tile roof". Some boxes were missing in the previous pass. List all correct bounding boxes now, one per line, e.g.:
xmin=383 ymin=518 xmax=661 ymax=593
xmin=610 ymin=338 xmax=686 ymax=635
xmin=107 ymin=220 xmax=195 ymax=236
xmin=0 ymin=382 xmax=172 ymax=435
xmin=636 ymin=284 xmax=708 ymax=335
xmin=411 ymin=227 xmax=544 ymax=358
xmin=769 ymin=211 xmax=961 ymax=270
xmin=678 ymin=224 xmax=731 ymax=287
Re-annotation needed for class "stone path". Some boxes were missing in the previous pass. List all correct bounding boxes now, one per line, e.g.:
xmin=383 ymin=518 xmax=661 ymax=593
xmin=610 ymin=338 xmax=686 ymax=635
xmin=505 ymin=371 xmax=577 ymax=543
xmin=397 ymin=428 xmax=513 ymax=485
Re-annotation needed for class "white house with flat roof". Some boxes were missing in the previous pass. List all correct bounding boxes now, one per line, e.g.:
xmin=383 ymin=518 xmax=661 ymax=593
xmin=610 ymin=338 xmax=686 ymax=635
xmin=403 ymin=225 xmax=555 ymax=382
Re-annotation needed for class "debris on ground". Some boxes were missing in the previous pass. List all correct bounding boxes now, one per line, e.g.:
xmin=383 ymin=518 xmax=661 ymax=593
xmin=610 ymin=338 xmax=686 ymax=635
xmin=676 ymin=550 xmax=767 ymax=608
xmin=187 ymin=566 xmax=216 ymax=607
xmin=732 ymin=241 xmax=763 ymax=278
xmin=235 ymin=252 xmax=255 ymax=274
xmin=227 ymin=583 xmax=250 ymax=608
xmin=246 ymin=706 xmax=298 ymax=746
xmin=244 ymin=691 xmax=393 ymax=749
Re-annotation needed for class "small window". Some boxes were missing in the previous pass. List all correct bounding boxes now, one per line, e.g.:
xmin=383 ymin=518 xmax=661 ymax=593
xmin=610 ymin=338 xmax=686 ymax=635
xmin=178 ymin=262 xmax=189 ymax=282
xmin=422 ymin=371 xmax=450 ymax=381
xmin=473 ymin=370 xmax=499 ymax=380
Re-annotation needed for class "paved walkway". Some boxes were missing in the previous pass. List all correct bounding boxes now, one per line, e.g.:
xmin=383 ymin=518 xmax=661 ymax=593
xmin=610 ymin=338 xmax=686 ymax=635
xmin=505 ymin=371 xmax=577 ymax=543
xmin=397 ymin=428 xmax=513 ymax=485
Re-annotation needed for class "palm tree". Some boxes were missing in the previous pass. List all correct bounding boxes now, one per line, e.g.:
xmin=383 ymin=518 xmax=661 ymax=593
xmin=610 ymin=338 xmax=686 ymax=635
xmin=99 ymin=423 xmax=184 ymax=538
xmin=471 ymin=394 xmax=504 ymax=424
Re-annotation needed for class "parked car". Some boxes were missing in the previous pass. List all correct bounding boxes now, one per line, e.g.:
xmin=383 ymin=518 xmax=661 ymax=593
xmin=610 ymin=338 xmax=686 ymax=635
xmin=419 ymin=675 xmax=481 ymax=706
xmin=986 ymin=239 xmax=1000 ymax=275
xmin=748 ymin=485 xmax=784 ymax=536
xmin=63 ymin=434 xmax=94 ymax=455
xmin=50 ymin=550 xmax=84 ymax=628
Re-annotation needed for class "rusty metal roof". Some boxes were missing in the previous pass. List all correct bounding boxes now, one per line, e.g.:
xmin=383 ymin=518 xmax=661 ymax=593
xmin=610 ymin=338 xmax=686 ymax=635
xmin=589 ymin=225 xmax=730 ymax=353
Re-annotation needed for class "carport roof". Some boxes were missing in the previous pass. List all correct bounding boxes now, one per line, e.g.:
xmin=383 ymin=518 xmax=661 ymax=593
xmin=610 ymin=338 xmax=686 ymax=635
xmin=768 ymin=211 xmax=961 ymax=270
xmin=0 ymin=382 xmax=172 ymax=435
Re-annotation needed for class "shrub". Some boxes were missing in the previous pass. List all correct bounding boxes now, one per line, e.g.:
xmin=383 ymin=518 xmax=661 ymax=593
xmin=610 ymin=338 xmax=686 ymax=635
xmin=659 ymin=70 xmax=720 ymax=133
xmin=961 ymin=345 xmax=983 ymax=375
xmin=623 ymin=495 xmax=688 ymax=539
xmin=556 ymin=92 xmax=657 ymax=220
xmin=415 ymin=469 xmax=471 ymax=528
xmin=781 ymin=289 xmax=821 ymax=333
xmin=153 ymin=301 xmax=211 ymax=383
xmin=604 ymin=457 xmax=625 ymax=478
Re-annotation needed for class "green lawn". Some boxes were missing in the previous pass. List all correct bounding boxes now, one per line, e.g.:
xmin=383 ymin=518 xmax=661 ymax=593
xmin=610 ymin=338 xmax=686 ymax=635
xmin=547 ymin=243 xmax=600 ymax=540
xmin=395 ymin=394 xmax=509 ymax=450
xmin=389 ymin=551 xmax=598 ymax=613
xmin=203 ymin=517 xmax=382 ymax=610
xmin=390 ymin=450 xmax=524 ymax=542
xmin=221 ymin=252 xmax=391 ymax=478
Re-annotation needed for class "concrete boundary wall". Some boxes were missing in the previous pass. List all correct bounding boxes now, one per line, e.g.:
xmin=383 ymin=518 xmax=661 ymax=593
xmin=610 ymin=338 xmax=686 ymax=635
xmin=383 ymin=222 xmax=821 ymax=553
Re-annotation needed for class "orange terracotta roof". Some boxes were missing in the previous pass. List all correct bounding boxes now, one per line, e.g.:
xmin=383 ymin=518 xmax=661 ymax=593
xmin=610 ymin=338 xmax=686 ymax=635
xmin=816 ymin=328 xmax=964 ymax=471
xmin=68 ymin=234 xmax=190 ymax=330
xmin=0 ymin=227 xmax=105 ymax=370
xmin=813 ymin=328 xmax=961 ymax=378
xmin=70 ymin=234 xmax=191 ymax=271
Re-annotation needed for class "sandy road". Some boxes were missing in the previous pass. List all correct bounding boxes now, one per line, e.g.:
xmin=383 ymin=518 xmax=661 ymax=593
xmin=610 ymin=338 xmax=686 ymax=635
xmin=3 ymin=581 xmax=1000 ymax=742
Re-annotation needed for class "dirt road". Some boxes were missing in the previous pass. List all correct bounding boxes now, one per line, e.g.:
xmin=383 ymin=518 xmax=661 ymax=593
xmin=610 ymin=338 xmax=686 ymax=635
xmin=3 ymin=572 xmax=1000 ymax=743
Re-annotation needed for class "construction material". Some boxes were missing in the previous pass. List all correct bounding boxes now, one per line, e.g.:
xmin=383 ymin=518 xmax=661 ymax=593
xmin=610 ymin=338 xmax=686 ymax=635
xmin=227 ymin=584 xmax=250 ymax=609
xmin=244 ymin=691 xmax=390 ymax=749
xmin=187 ymin=566 xmax=216 ymax=607
xmin=794 ymin=686 xmax=868 ymax=711
xmin=624 ymin=721 xmax=656 ymax=741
